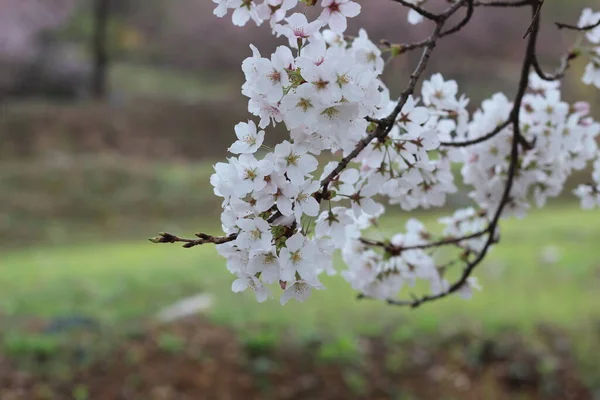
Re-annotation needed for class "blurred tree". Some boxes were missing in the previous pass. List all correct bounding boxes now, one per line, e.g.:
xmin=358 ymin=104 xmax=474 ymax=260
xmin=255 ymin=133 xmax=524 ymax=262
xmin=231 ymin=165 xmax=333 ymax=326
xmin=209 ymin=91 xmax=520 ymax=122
xmin=92 ymin=0 xmax=111 ymax=99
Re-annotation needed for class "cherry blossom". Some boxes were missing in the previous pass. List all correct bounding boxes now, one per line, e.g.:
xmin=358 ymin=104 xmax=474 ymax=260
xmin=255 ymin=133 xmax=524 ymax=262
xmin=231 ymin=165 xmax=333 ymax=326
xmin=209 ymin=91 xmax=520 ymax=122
xmin=319 ymin=0 xmax=361 ymax=34
xmin=578 ymin=8 xmax=600 ymax=43
xmin=257 ymin=0 xmax=298 ymax=26
xmin=582 ymin=55 xmax=600 ymax=88
xmin=280 ymin=278 xmax=324 ymax=304
xmin=235 ymin=218 xmax=273 ymax=256
xmin=213 ymin=0 xmax=228 ymax=17
xmin=228 ymin=120 xmax=265 ymax=154
xmin=279 ymin=233 xmax=319 ymax=282
xmin=232 ymin=275 xmax=271 ymax=302
xmin=274 ymin=141 xmax=318 ymax=184
xmin=292 ymin=180 xmax=321 ymax=220
xmin=228 ymin=0 xmax=262 ymax=27
xmin=275 ymin=13 xmax=323 ymax=47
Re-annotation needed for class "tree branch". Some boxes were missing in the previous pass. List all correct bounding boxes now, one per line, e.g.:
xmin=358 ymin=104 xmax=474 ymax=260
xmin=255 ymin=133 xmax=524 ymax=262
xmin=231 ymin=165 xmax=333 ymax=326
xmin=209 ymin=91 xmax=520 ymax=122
xmin=149 ymin=232 xmax=237 ymax=248
xmin=555 ymin=19 xmax=600 ymax=32
xmin=390 ymin=0 xmax=441 ymax=21
xmin=473 ymin=0 xmax=530 ymax=6
xmin=440 ymin=119 xmax=511 ymax=147
xmin=362 ymin=1 xmax=541 ymax=308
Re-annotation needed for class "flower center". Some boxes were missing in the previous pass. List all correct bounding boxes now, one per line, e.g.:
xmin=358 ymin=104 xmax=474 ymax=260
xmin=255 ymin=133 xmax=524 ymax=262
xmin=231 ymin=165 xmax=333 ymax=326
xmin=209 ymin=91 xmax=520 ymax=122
xmin=290 ymin=250 xmax=302 ymax=264
xmin=296 ymin=98 xmax=313 ymax=112
xmin=328 ymin=1 xmax=340 ymax=12
xmin=268 ymin=70 xmax=282 ymax=84
xmin=314 ymin=78 xmax=329 ymax=90
xmin=399 ymin=112 xmax=412 ymax=124
xmin=286 ymin=153 xmax=300 ymax=166
xmin=293 ymin=27 xmax=307 ymax=38
xmin=294 ymin=282 xmax=309 ymax=294
xmin=243 ymin=135 xmax=256 ymax=145
xmin=264 ymin=253 xmax=277 ymax=264
xmin=337 ymin=74 xmax=350 ymax=87
xmin=321 ymin=106 xmax=340 ymax=120
xmin=297 ymin=192 xmax=308 ymax=201
xmin=244 ymin=168 xmax=257 ymax=180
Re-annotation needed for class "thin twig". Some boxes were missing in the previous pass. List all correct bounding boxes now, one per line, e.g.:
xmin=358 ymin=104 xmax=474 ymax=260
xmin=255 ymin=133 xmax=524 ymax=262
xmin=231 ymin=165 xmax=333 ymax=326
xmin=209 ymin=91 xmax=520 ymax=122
xmin=474 ymin=0 xmax=530 ymax=6
xmin=556 ymin=19 xmax=600 ymax=32
xmin=390 ymin=0 xmax=441 ymax=21
xmin=523 ymin=0 xmax=543 ymax=38
xmin=440 ymin=119 xmax=511 ymax=147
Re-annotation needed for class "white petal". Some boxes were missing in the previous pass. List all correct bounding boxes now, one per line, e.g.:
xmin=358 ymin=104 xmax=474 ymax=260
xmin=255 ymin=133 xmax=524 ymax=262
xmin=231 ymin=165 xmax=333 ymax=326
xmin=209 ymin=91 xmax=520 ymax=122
xmin=328 ymin=12 xmax=347 ymax=33
xmin=302 ymin=197 xmax=320 ymax=216
xmin=232 ymin=278 xmax=249 ymax=293
xmin=277 ymin=197 xmax=294 ymax=216
xmin=286 ymin=233 xmax=305 ymax=252
xmin=340 ymin=1 xmax=361 ymax=18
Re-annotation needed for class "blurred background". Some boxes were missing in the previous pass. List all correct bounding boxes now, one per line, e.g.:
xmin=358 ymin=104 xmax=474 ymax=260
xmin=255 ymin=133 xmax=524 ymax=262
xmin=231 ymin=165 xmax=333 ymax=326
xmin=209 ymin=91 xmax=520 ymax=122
xmin=1 ymin=0 xmax=599 ymax=399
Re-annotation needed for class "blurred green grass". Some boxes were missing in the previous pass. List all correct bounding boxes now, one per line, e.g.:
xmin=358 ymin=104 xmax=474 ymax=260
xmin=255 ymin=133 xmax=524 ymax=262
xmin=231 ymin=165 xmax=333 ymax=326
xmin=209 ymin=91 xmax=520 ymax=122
xmin=1 ymin=204 xmax=598 ymax=342
xmin=0 ymin=157 xmax=220 ymax=248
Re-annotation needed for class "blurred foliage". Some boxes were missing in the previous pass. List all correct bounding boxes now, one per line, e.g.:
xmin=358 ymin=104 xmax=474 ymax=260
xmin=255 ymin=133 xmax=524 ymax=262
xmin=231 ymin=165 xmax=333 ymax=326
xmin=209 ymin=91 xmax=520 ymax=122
xmin=1 ymin=205 xmax=598 ymax=336
xmin=0 ymin=157 xmax=219 ymax=248
xmin=54 ymin=11 xmax=143 ymax=57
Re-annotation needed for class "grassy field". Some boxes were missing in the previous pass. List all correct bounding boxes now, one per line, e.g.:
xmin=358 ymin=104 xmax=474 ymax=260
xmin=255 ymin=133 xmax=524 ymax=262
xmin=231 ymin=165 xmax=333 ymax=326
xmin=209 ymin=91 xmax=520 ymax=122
xmin=2 ymin=204 xmax=599 ymax=340
xmin=2 ymin=203 xmax=600 ymax=398
xmin=1 ymin=154 xmax=599 ymax=397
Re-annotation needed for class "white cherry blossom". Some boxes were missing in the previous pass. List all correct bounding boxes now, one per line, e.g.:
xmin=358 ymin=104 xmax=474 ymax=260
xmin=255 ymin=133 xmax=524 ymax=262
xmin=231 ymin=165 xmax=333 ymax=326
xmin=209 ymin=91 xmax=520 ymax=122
xmin=228 ymin=120 xmax=265 ymax=154
xmin=232 ymin=275 xmax=271 ymax=303
xmin=235 ymin=218 xmax=273 ymax=256
xmin=578 ymin=8 xmax=600 ymax=43
xmin=275 ymin=13 xmax=323 ymax=47
xmin=279 ymin=233 xmax=319 ymax=282
xmin=319 ymin=0 xmax=361 ymax=33
xmin=274 ymin=141 xmax=318 ymax=184
xmin=280 ymin=278 xmax=324 ymax=304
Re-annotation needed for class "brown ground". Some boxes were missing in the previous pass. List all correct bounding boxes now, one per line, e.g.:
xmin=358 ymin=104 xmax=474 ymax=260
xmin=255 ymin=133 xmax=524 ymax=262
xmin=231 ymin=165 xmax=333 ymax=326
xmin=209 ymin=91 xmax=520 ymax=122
xmin=0 ymin=317 xmax=592 ymax=400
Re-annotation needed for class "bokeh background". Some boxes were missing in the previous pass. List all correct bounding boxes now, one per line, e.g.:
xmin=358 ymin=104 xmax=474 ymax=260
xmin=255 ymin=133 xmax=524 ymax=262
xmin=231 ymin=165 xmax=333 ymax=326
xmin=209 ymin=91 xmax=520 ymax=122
xmin=1 ymin=0 xmax=600 ymax=399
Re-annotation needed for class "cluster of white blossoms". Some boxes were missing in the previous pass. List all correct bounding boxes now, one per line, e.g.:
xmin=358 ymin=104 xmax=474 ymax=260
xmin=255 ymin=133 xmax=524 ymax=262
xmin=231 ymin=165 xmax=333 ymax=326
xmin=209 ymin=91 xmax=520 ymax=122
xmin=574 ymin=8 xmax=600 ymax=208
xmin=455 ymin=74 xmax=600 ymax=216
xmin=579 ymin=8 xmax=600 ymax=89
xmin=208 ymin=1 xmax=600 ymax=304
xmin=213 ymin=0 xmax=360 ymax=33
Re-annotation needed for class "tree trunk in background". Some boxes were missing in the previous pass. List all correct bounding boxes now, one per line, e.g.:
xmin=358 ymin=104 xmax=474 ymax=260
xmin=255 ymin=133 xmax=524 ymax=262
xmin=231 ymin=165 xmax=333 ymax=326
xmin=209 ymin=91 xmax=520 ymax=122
xmin=92 ymin=0 xmax=110 ymax=99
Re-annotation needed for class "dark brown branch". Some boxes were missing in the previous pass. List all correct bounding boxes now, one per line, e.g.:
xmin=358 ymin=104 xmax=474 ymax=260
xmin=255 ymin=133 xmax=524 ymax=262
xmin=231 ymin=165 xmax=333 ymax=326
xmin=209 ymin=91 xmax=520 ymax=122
xmin=440 ymin=119 xmax=511 ymax=147
xmin=545 ymin=7 xmax=599 ymax=81
xmin=149 ymin=232 xmax=237 ymax=248
xmin=441 ymin=0 xmax=474 ymax=37
xmin=532 ymin=5 xmax=586 ymax=82
xmin=360 ymin=228 xmax=490 ymax=255
xmin=379 ymin=0 xmax=474 ymax=57
xmin=523 ymin=0 xmax=543 ymax=38
xmin=390 ymin=0 xmax=441 ymax=21
xmin=531 ymin=51 xmax=576 ymax=81
xmin=474 ymin=0 xmax=530 ymax=6
xmin=556 ymin=18 xmax=600 ymax=32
